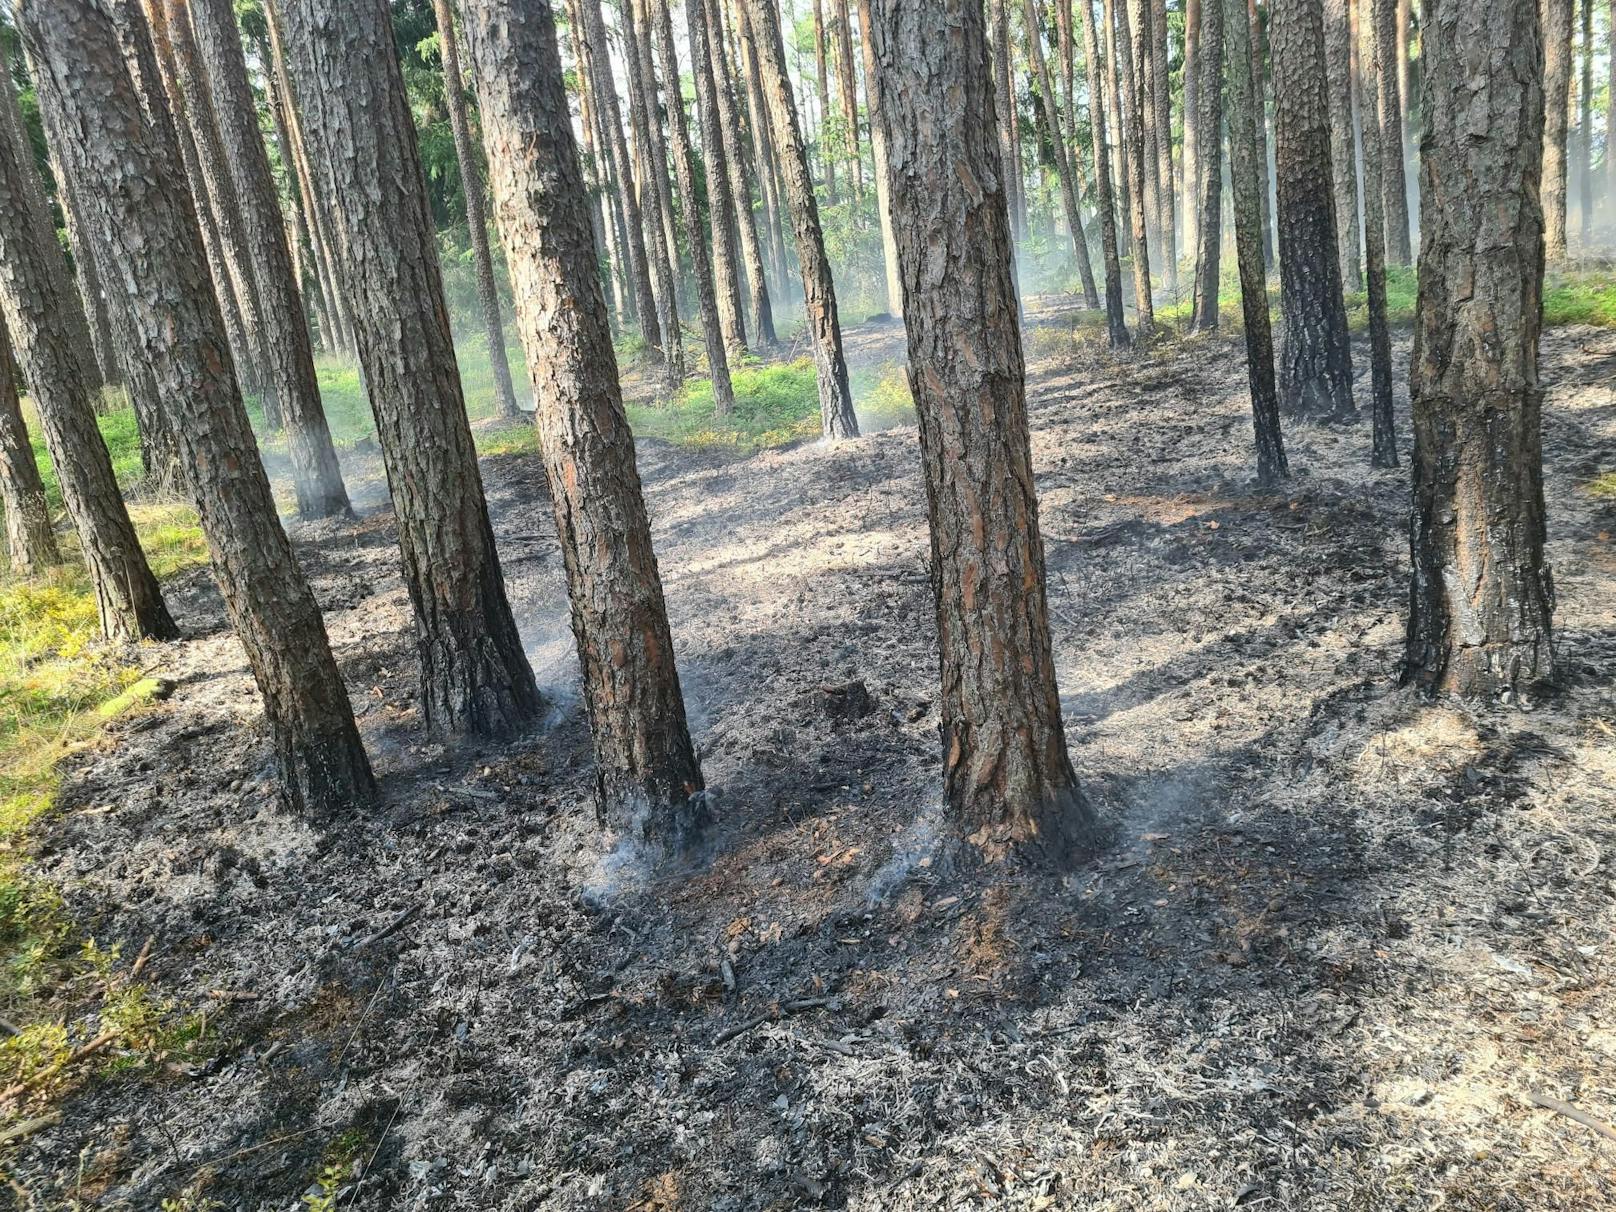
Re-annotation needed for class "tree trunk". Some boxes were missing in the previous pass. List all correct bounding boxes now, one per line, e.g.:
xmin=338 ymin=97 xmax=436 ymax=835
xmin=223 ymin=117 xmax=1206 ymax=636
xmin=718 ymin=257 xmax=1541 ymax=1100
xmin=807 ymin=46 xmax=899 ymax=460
xmin=705 ymin=0 xmax=776 ymax=347
xmin=459 ymin=0 xmax=707 ymax=849
xmin=1607 ymin=0 xmax=1615 ymax=199
xmin=1104 ymin=0 xmax=1135 ymax=259
xmin=857 ymin=0 xmax=902 ymax=316
xmin=1371 ymin=0 xmax=1413 ymax=262
xmin=56 ymin=191 xmax=120 ymax=390
xmin=1080 ymin=0 xmax=1131 ymax=346
xmin=189 ymin=0 xmax=351 ymax=517
xmin=1191 ymin=0 xmax=1225 ymax=331
xmin=833 ymin=0 xmax=863 ymax=198
xmin=1132 ymin=0 xmax=1162 ymax=257
xmin=578 ymin=0 xmax=666 ymax=357
xmin=0 ymin=318 xmax=60 ymax=574
xmin=646 ymin=0 xmax=737 ymax=414
xmin=568 ymin=0 xmax=634 ymax=325
xmin=736 ymin=1 xmax=792 ymax=296
xmin=1112 ymin=0 xmax=1156 ymax=338
xmin=990 ymin=0 xmax=1026 ymax=242
xmin=813 ymin=0 xmax=838 ymax=201
xmin=0 ymin=69 xmax=176 ymax=642
xmin=280 ymin=0 xmax=543 ymax=739
xmin=1405 ymin=0 xmax=1553 ymax=698
xmin=1358 ymin=1 xmax=1396 ymax=469
xmin=430 ymin=0 xmax=523 ymax=420
xmin=742 ymin=0 xmax=860 ymax=438
xmin=148 ymin=0 xmax=276 ymax=422
xmin=1578 ymin=0 xmax=1592 ymax=242
xmin=1025 ymin=0 xmax=1101 ymax=308
xmin=1223 ymin=0 xmax=1289 ymax=484
xmin=1184 ymin=0 xmax=1203 ymax=244
xmin=868 ymin=0 xmax=1097 ymax=866
xmin=30 ymin=0 xmax=374 ymax=815
xmin=1396 ymin=0 xmax=1412 ymax=168
xmin=1057 ymin=0 xmax=1076 ymax=132
xmin=1324 ymin=0 xmax=1363 ymax=290
xmin=1271 ymin=0 xmax=1355 ymax=421
xmin=1249 ymin=0 xmax=1275 ymax=264
xmin=620 ymin=0 xmax=688 ymax=375
xmin=687 ymin=0 xmax=750 ymax=358
xmin=1149 ymin=0 xmax=1176 ymax=289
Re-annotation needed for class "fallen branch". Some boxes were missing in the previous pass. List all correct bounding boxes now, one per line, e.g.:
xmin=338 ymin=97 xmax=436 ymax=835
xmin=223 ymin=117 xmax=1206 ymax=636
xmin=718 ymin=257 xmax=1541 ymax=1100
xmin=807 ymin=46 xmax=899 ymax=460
xmin=0 ymin=1113 xmax=59 ymax=1146
xmin=1523 ymin=1091 xmax=1616 ymax=1145
xmin=350 ymin=905 xmax=423 ymax=951
xmin=0 ymin=1031 xmax=118 ymax=1103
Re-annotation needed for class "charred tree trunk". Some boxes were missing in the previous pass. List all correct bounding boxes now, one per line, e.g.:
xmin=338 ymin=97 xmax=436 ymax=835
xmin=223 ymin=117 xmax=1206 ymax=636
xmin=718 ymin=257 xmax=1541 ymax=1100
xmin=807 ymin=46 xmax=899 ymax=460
xmin=29 ymin=0 xmax=374 ymax=815
xmin=431 ymin=0 xmax=523 ymax=419
xmin=742 ymin=0 xmax=860 ymax=438
xmin=190 ymin=0 xmax=351 ymax=517
xmin=1371 ymin=0 xmax=1413 ymax=262
xmin=1223 ymin=0 xmax=1289 ymax=484
xmin=1271 ymin=0 xmax=1354 ymax=421
xmin=647 ymin=0 xmax=737 ymax=413
xmin=1324 ymin=0 xmax=1363 ymax=291
xmin=705 ymin=0 xmax=776 ymax=347
xmin=0 ymin=68 xmax=176 ymax=642
xmin=868 ymin=0 xmax=1097 ymax=865
xmin=280 ymin=0 xmax=543 ymax=739
xmin=460 ymin=0 xmax=707 ymax=850
xmin=1405 ymin=0 xmax=1554 ymax=697
xmin=1191 ymin=0 xmax=1225 ymax=331
xmin=1025 ymin=0 xmax=1101 ymax=308
xmin=688 ymin=0 xmax=750 ymax=358
xmin=0 ymin=318 xmax=60 ymax=574
xmin=1113 ymin=0 xmax=1156 ymax=339
xmin=1080 ymin=0 xmax=1131 ymax=346
xmin=1359 ymin=2 xmax=1396 ymax=469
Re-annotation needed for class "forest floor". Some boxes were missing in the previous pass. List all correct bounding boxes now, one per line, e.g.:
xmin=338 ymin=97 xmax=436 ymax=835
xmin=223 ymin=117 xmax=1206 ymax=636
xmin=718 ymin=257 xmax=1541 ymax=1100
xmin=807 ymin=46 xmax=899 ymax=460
xmin=3 ymin=301 xmax=1616 ymax=1211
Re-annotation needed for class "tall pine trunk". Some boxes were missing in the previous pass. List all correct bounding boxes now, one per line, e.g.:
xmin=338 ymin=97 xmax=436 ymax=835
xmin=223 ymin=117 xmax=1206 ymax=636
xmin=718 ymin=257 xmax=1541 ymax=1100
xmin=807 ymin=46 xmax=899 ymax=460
xmin=834 ymin=0 xmax=863 ymax=197
xmin=1406 ymin=0 xmax=1554 ymax=697
xmin=688 ymin=0 xmax=750 ymax=358
xmin=1080 ymin=0 xmax=1132 ymax=346
xmin=1358 ymin=0 xmax=1396 ymax=470
xmin=460 ymin=0 xmax=708 ymax=850
xmin=1249 ymin=0 xmax=1275 ymax=264
xmin=990 ymin=0 xmax=1026 ymax=242
xmin=1149 ymin=0 xmax=1176 ymax=291
xmin=0 ymin=318 xmax=60 ymax=574
xmin=813 ymin=0 xmax=838 ymax=201
xmin=1371 ymin=0 xmax=1413 ymax=262
xmin=0 ymin=70 xmax=177 ymax=642
xmin=1224 ymin=0 xmax=1288 ymax=484
xmin=1191 ymin=0 xmax=1225 ymax=331
xmin=742 ymin=0 xmax=860 ymax=439
xmin=1113 ymin=0 xmax=1156 ymax=339
xmin=190 ymin=0 xmax=350 ymax=517
xmin=857 ymin=0 xmax=902 ymax=316
xmin=280 ymin=0 xmax=543 ymax=739
xmin=868 ymin=0 xmax=1097 ymax=865
xmin=31 ymin=0 xmax=374 ymax=816
xmin=1271 ymin=0 xmax=1355 ymax=421
xmin=1324 ymin=0 xmax=1363 ymax=290
xmin=1024 ymin=0 xmax=1101 ymax=309
xmin=1183 ymin=0 xmax=1203 ymax=247
xmin=431 ymin=0 xmax=524 ymax=419
xmin=1579 ymin=0 xmax=1592 ymax=241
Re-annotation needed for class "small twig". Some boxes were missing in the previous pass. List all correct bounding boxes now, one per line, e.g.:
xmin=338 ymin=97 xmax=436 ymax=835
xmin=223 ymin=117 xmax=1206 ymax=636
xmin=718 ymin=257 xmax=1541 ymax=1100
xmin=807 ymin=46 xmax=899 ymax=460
xmin=346 ymin=1097 xmax=403 ymax=1208
xmin=1524 ymin=1092 xmax=1616 ymax=1144
xmin=712 ymin=1013 xmax=771 ymax=1046
xmin=0 ymin=1113 xmax=59 ymax=1146
xmin=128 ymin=936 xmax=155 ymax=982
xmin=350 ymin=905 xmax=423 ymax=951
xmin=0 ymin=1032 xmax=118 ymax=1103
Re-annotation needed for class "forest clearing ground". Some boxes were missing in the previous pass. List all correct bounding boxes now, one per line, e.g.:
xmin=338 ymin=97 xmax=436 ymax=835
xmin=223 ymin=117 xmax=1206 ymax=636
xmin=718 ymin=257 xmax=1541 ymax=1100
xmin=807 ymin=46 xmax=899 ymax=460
xmin=2 ymin=302 xmax=1615 ymax=1209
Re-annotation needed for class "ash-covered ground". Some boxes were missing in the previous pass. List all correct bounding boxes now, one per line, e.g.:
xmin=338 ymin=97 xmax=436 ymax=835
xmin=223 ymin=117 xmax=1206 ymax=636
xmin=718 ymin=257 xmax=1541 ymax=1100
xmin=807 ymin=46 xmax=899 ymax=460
xmin=8 ymin=307 xmax=1616 ymax=1210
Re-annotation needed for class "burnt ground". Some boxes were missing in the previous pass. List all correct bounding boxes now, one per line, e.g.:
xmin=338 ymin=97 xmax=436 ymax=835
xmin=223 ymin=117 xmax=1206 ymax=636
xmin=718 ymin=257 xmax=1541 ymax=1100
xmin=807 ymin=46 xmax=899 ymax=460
xmin=5 ymin=304 xmax=1616 ymax=1210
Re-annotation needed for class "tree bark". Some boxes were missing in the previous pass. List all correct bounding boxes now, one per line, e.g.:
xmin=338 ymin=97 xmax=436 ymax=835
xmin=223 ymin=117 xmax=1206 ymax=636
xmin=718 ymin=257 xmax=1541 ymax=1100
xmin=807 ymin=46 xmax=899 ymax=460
xmin=1371 ymin=0 xmax=1413 ymax=262
xmin=1405 ymin=0 xmax=1553 ymax=698
xmin=1223 ymin=0 xmax=1288 ymax=484
xmin=1103 ymin=0 xmax=1135 ymax=259
xmin=646 ymin=0 xmax=736 ymax=414
xmin=29 ymin=0 xmax=374 ymax=815
xmin=0 ymin=317 xmax=60 ymax=574
xmin=148 ymin=0 xmax=275 ymax=421
xmin=858 ymin=0 xmax=902 ymax=316
xmin=620 ymin=0 xmax=688 ymax=375
xmin=1112 ymin=0 xmax=1156 ymax=339
xmin=460 ymin=0 xmax=708 ymax=849
xmin=705 ymin=0 xmax=776 ymax=346
xmin=1080 ymin=0 xmax=1131 ymax=346
xmin=1324 ymin=0 xmax=1363 ymax=291
xmin=990 ymin=0 xmax=1026 ymax=242
xmin=687 ymin=0 xmax=750 ymax=357
xmin=736 ymin=0 xmax=792 ymax=295
xmin=741 ymin=0 xmax=860 ymax=438
xmin=1249 ymin=0 xmax=1275 ymax=264
xmin=0 ymin=66 xmax=176 ymax=642
xmin=579 ymin=0 xmax=665 ymax=356
xmin=1270 ymin=0 xmax=1355 ymax=421
xmin=813 ymin=0 xmax=838 ymax=201
xmin=57 ymin=191 xmax=120 ymax=390
xmin=1607 ymin=0 xmax=1615 ymax=198
xmin=1148 ymin=0 xmax=1176 ymax=288
xmin=255 ymin=26 xmax=328 ymax=354
xmin=1358 ymin=0 xmax=1396 ymax=469
xmin=189 ymin=0 xmax=351 ymax=517
xmin=833 ymin=0 xmax=863 ymax=198
xmin=868 ymin=0 xmax=1097 ymax=866
xmin=430 ymin=0 xmax=523 ymax=420
xmin=1025 ymin=0 xmax=1101 ymax=308
xmin=280 ymin=0 xmax=543 ymax=739
xmin=1184 ymin=0 xmax=1202 ymax=247
xmin=1191 ymin=0 xmax=1225 ymax=331
xmin=1578 ymin=0 xmax=1592 ymax=243
xmin=568 ymin=0 xmax=634 ymax=324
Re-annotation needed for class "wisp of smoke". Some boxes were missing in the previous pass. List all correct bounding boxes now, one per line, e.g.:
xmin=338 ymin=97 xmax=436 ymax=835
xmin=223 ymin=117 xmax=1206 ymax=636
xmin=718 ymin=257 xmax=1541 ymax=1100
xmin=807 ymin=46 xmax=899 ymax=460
xmin=864 ymin=800 xmax=945 ymax=906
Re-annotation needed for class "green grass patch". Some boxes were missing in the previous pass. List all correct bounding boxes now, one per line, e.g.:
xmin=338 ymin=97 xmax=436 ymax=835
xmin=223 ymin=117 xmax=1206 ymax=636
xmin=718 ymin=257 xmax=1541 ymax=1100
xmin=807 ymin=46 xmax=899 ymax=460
xmin=1587 ymin=471 xmax=1616 ymax=499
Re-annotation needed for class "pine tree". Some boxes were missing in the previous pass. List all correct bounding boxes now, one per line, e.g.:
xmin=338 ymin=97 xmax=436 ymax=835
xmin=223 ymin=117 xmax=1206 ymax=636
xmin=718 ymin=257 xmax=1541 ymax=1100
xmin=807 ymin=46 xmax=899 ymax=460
xmin=0 ymin=317 xmax=60 ymax=574
xmin=1190 ymin=0 xmax=1225 ymax=331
